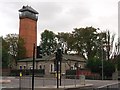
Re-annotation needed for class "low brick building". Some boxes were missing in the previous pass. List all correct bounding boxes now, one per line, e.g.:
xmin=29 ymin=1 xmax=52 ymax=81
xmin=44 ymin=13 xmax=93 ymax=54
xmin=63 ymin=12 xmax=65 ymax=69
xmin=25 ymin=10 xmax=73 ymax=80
xmin=17 ymin=54 xmax=86 ymax=75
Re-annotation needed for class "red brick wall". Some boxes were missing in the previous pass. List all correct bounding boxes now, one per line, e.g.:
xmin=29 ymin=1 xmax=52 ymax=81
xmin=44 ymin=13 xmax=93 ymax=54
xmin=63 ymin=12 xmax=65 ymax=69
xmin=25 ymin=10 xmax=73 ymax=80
xmin=19 ymin=18 xmax=37 ymax=58
xmin=76 ymin=69 xmax=100 ymax=77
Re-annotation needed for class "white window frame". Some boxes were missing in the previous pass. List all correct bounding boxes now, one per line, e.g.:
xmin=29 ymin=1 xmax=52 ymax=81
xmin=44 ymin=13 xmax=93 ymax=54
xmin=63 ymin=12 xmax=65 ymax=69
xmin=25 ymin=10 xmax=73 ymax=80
xmin=50 ymin=63 xmax=54 ymax=72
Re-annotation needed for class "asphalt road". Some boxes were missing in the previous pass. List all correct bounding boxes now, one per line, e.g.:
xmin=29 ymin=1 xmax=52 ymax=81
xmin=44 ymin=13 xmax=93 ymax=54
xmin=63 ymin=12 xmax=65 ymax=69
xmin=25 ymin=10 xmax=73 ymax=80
xmin=1 ymin=76 xmax=120 ymax=89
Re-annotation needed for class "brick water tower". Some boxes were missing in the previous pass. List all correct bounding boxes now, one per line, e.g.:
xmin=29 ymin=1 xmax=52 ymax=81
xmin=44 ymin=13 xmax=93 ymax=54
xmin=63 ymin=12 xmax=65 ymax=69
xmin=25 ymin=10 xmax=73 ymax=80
xmin=19 ymin=6 xmax=39 ymax=58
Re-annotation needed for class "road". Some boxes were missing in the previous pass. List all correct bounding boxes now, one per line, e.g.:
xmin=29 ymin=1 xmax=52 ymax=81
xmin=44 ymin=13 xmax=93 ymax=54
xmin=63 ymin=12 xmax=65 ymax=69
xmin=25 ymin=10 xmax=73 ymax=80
xmin=1 ymin=76 xmax=120 ymax=89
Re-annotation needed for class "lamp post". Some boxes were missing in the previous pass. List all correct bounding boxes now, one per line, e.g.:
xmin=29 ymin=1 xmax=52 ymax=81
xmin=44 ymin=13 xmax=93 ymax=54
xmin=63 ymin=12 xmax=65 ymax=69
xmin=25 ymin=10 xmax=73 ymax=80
xmin=100 ymin=32 xmax=104 ymax=80
xmin=101 ymin=41 xmax=104 ymax=80
xmin=98 ymin=28 xmax=104 ymax=80
xmin=56 ymin=38 xmax=63 ymax=88
xmin=32 ymin=43 xmax=35 ymax=90
xmin=56 ymin=48 xmax=62 ymax=88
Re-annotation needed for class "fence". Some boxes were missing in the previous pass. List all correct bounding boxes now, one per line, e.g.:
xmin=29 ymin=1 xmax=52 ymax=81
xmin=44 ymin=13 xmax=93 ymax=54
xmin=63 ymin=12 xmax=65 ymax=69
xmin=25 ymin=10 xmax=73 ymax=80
xmin=19 ymin=75 xmax=86 ymax=89
xmin=2 ymin=75 xmax=86 ymax=89
xmin=2 ymin=75 xmax=120 ymax=90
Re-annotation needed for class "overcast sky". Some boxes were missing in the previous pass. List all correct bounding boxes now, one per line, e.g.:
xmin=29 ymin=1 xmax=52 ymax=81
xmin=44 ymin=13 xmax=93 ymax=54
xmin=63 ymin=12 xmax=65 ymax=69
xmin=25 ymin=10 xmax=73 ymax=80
xmin=0 ymin=0 xmax=119 ymax=45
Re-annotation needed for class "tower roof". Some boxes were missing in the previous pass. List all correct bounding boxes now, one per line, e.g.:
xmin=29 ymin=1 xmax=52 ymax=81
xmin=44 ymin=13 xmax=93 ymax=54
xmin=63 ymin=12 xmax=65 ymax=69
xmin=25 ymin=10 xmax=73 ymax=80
xmin=19 ymin=5 xmax=39 ymax=14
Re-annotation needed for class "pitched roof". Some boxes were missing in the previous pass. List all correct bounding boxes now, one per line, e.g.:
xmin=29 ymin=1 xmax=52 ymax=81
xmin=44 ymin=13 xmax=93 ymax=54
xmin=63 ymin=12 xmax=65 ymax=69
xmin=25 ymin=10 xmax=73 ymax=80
xmin=18 ymin=54 xmax=86 ymax=62
xmin=19 ymin=5 xmax=39 ymax=14
xmin=63 ymin=54 xmax=85 ymax=62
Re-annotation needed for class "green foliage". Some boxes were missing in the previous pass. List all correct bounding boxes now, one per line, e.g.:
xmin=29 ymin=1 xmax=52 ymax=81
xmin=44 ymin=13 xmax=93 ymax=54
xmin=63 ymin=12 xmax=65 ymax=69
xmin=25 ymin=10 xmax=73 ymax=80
xmin=40 ymin=27 xmax=114 ymax=62
xmin=57 ymin=32 xmax=75 ymax=54
xmin=87 ymin=58 xmax=115 ymax=77
xmin=66 ymin=70 xmax=76 ymax=79
xmin=100 ymin=31 xmax=115 ymax=61
xmin=87 ymin=58 xmax=101 ymax=73
xmin=40 ymin=27 xmax=115 ymax=78
xmin=17 ymin=37 xmax=26 ymax=60
xmin=4 ymin=34 xmax=19 ymax=58
xmin=73 ymin=27 xmax=99 ymax=59
xmin=114 ymin=55 xmax=120 ymax=71
xmin=3 ymin=34 xmax=26 ymax=68
xmin=117 ymin=58 xmax=120 ymax=70
xmin=2 ymin=37 xmax=9 ymax=68
xmin=10 ymin=69 xmax=45 ymax=76
xmin=103 ymin=60 xmax=115 ymax=77
xmin=40 ymin=30 xmax=57 ymax=55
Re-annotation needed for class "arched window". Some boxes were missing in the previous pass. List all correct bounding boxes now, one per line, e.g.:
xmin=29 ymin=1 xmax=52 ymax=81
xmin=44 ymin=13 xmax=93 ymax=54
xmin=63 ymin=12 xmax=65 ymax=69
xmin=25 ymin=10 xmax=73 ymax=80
xmin=51 ymin=64 xmax=53 ymax=72
xmin=24 ymin=65 xmax=26 ymax=69
xmin=43 ymin=65 xmax=45 ymax=69
xmin=20 ymin=66 xmax=22 ymax=70
xmin=50 ymin=64 xmax=54 ymax=72
xmin=39 ymin=65 xmax=42 ymax=69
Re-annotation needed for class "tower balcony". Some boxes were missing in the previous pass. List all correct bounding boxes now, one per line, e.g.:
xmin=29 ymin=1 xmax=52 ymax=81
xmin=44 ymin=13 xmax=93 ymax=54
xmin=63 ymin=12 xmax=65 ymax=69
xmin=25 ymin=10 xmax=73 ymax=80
xmin=19 ymin=13 xmax=38 ymax=21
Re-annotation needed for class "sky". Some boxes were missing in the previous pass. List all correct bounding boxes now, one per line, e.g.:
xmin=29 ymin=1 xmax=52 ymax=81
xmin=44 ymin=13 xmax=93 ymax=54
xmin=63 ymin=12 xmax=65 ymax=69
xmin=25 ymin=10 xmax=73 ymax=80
xmin=0 ymin=0 xmax=119 ymax=45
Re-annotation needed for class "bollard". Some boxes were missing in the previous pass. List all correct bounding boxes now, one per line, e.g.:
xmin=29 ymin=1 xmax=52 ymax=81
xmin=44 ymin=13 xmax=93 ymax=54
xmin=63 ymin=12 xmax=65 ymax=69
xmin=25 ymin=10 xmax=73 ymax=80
xmin=107 ymin=86 xmax=109 ymax=90
xmin=19 ymin=72 xmax=22 ymax=90
xmin=80 ymin=75 xmax=85 ymax=85
xmin=64 ymin=75 xmax=65 ymax=88
xmin=74 ymin=75 xmax=76 ymax=87
xmin=43 ymin=77 xmax=45 ymax=87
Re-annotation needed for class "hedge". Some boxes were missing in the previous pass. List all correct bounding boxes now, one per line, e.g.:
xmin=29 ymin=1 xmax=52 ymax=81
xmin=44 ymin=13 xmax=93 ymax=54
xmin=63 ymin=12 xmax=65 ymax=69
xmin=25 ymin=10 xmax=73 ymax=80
xmin=10 ymin=69 xmax=45 ymax=76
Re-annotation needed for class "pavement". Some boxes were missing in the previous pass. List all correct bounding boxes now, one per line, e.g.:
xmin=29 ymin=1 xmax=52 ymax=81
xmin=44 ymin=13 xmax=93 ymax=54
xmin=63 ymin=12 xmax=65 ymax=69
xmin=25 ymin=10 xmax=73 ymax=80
xmin=0 ymin=80 xmax=11 ymax=84
xmin=1 ymin=76 xmax=93 ymax=89
xmin=1 ymin=79 xmax=93 ymax=90
xmin=36 ymin=84 xmax=93 ymax=89
xmin=1 ymin=83 xmax=93 ymax=90
xmin=1 ymin=76 xmax=120 ymax=89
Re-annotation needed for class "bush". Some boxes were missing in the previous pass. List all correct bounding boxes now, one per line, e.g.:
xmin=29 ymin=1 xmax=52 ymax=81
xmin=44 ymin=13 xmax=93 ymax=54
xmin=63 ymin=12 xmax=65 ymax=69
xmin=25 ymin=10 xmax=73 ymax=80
xmin=66 ymin=70 xmax=76 ymax=79
xmin=65 ymin=69 xmax=100 ymax=80
xmin=10 ymin=69 xmax=45 ymax=76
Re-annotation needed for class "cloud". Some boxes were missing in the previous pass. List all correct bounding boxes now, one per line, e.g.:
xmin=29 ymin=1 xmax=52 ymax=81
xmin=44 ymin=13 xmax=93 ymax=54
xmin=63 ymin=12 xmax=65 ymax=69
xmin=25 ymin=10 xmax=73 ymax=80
xmin=0 ymin=0 xmax=118 ymax=44
xmin=36 ymin=2 xmax=92 ymax=34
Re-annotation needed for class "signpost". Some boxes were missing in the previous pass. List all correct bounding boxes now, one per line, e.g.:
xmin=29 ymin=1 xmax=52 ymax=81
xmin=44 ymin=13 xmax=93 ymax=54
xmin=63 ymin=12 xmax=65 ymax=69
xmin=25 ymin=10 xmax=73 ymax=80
xmin=32 ymin=44 xmax=35 ymax=90
xmin=55 ymin=48 xmax=62 ymax=88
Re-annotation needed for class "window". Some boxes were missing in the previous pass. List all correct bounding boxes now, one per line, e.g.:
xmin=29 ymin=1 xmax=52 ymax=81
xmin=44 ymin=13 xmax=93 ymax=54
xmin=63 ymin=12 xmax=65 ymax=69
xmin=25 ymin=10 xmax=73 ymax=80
xmin=78 ymin=64 xmax=81 ymax=68
xmin=20 ymin=66 xmax=22 ymax=70
xmin=39 ymin=65 xmax=42 ymax=69
xmin=43 ymin=65 xmax=45 ymax=69
xmin=50 ymin=64 xmax=54 ymax=72
xmin=71 ymin=65 xmax=74 ymax=70
xmin=51 ymin=64 xmax=53 ymax=72
xmin=24 ymin=66 xmax=26 ymax=69
xmin=30 ymin=66 xmax=33 ymax=69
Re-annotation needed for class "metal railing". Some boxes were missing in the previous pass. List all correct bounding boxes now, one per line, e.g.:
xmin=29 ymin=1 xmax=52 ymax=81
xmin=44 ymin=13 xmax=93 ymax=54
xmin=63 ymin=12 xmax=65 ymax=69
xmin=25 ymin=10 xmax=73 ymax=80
xmin=1 ymin=75 xmax=120 ymax=90
xmin=2 ymin=75 xmax=86 ymax=89
xmin=19 ymin=75 xmax=85 ymax=88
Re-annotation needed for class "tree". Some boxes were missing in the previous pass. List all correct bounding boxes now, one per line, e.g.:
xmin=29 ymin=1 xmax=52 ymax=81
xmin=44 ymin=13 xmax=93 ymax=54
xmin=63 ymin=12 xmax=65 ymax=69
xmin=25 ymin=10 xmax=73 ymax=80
xmin=1 ymin=37 xmax=9 ymax=68
xmin=72 ymin=27 xmax=99 ymax=60
xmin=87 ymin=58 xmax=115 ymax=77
xmin=40 ymin=30 xmax=57 ymax=55
xmin=101 ymin=31 xmax=115 ymax=61
xmin=87 ymin=58 xmax=101 ymax=73
xmin=16 ymin=37 xmax=26 ymax=60
xmin=113 ymin=37 xmax=120 ymax=71
xmin=103 ymin=60 xmax=115 ymax=77
xmin=116 ymin=55 xmax=120 ymax=70
xmin=57 ymin=32 xmax=75 ymax=54
xmin=4 ymin=34 xmax=26 ymax=68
